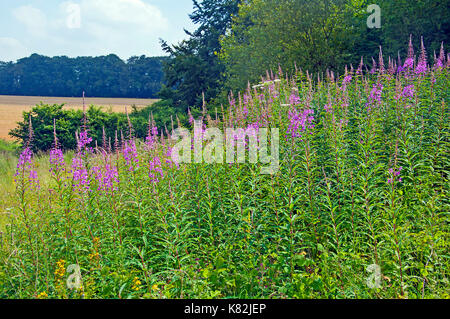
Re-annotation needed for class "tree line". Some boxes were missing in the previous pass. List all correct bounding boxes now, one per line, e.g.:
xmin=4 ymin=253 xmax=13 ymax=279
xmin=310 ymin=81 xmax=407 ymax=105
xmin=0 ymin=54 xmax=168 ymax=98
xmin=161 ymin=0 xmax=450 ymax=108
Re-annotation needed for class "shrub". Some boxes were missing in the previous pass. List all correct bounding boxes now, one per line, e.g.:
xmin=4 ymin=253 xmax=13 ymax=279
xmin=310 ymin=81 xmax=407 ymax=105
xmin=9 ymin=102 xmax=188 ymax=153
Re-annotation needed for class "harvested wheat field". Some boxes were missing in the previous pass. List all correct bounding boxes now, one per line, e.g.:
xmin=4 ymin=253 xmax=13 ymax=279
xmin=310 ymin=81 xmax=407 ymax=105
xmin=0 ymin=95 xmax=158 ymax=141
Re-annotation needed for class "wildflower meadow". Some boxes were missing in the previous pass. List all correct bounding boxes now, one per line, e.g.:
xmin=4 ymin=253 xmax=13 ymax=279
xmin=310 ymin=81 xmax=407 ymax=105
xmin=0 ymin=39 xmax=449 ymax=299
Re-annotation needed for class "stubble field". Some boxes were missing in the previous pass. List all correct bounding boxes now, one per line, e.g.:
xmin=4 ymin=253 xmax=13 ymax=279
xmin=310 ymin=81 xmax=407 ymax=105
xmin=0 ymin=95 xmax=158 ymax=141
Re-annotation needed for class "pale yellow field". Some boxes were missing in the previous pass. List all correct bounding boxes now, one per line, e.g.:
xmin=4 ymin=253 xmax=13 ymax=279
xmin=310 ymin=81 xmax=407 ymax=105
xmin=0 ymin=95 xmax=158 ymax=141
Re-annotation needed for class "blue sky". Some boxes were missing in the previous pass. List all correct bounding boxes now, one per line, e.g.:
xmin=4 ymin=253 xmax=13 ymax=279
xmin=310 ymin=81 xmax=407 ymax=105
xmin=0 ymin=0 xmax=196 ymax=62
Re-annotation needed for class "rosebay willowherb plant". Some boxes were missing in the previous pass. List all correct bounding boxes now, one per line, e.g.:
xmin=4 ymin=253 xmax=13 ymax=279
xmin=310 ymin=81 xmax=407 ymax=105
xmin=0 ymin=38 xmax=449 ymax=299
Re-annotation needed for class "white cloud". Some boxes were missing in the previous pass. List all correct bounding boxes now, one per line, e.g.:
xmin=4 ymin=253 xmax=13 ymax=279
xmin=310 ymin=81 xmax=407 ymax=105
xmin=12 ymin=5 xmax=48 ymax=37
xmin=0 ymin=37 xmax=30 ymax=62
xmin=7 ymin=0 xmax=174 ymax=60
xmin=60 ymin=0 xmax=169 ymax=41
xmin=82 ymin=0 xmax=168 ymax=29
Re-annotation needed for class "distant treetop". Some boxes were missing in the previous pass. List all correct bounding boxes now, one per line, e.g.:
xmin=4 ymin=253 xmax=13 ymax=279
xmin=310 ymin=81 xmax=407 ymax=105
xmin=0 ymin=54 xmax=169 ymax=98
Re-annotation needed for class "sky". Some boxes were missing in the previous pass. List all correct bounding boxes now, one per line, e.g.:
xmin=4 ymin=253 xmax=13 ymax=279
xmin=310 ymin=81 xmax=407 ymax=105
xmin=0 ymin=0 xmax=197 ymax=62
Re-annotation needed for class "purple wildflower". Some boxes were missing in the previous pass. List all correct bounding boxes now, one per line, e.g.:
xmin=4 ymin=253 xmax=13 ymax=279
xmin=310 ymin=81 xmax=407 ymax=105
xmin=243 ymin=93 xmax=251 ymax=117
xmin=145 ymin=125 xmax=158 ymax=150
xmin=370 ymin=58 xmax=377 ymax=74
xmin=415 ymin=60 xmax=427 ymax=74
xmin=404 ymin=35 xmax=415 ymax=69
xmin=49 ymin=119 xmax=65 ymax=174
xmin=71 ymin=156 xmax=90 ymax=192
xmin=49 ymin=148 xmax=65 ymax=174
xmin=289 ymin=93 xmax=301 ymax=106
xmin=404 ymin=57 xmax=414 ymax=69
xmin=15 ymin=147 xmax=39 ymax=188
xmin=366 ymin=83 xmax=384 ymax=111
xmin=415 ymin=37 xmax=428 ymax=75
xmin=268 ymin=84 xmax=279 ymax=99
xmin=356 ymin=57 xmax=364 ymax=75
xmin=378 ymin=46 xmax=385 ymax=74
xmin=388 ymin=166 xmax=403 ymax=184
xmin=343 ymin=74 xmax=352 ymax=84
xmin=15 ymin=147 xmax=33 ymax=176
xmin=402 ymin=85 xmax=415 ymax=99
xmin=149 ymin=156 xmax=163 ymax=183
xmin=287 ymin=108 xmax=315 ymax=139
xmin=165 ymin=147 xmax=180 ymax=169
xmin=434 ymin=57 xmax=444 ymax=69
xmin=123 ymin=140 xmax=140 ymax=172
xmin=188 ymin=108 xmax=194 ymax=126
xmin=93 ymin=164 xmax=119 ymax=194
xmin=77 ymin=130 xmax=93 ymax=151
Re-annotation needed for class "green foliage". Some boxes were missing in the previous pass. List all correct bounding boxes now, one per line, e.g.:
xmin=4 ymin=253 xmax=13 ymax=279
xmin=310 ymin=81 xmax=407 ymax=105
xmin=160 ymin=0 xmax=241 ymax=110
xmin=9 ymin=102 xmax=188 ymax=152
xmin=361 ymin=0 xmax=450 ymax=59
xmin=0 ymin=140 xmax=19 ymax=155
xmin=0 ymin=61 xmax=448 ymax=299
xmin=219 ymin=0 xmax=361 ymax=91
xmin=219 ymin=0 xmax=450 ymax=93
xmin=0 ymin=140 xmax=20 ymax=230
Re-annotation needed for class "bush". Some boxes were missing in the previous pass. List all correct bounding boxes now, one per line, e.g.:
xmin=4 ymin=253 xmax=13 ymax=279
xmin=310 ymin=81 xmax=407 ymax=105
xmin=9 ymin=102 xmax=188 ymax=152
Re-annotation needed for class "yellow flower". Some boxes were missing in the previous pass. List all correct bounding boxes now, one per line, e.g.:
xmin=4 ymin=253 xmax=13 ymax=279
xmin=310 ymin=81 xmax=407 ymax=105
xmin=152 ymin=284 xmax=160 ymax=292
xmin=54 ymin=259 xmax=66 ymax=278
xmin=88 ymin=252 xmax=100 ymax=260
xmin=37 ymin=291 xmax=48 ymax=299
xmin=132 ymin=277 xmax=142 ymax=291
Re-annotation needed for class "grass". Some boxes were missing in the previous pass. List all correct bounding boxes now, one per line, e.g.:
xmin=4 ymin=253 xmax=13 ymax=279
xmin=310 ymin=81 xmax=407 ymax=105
xmin=0 ymin=59 xmax=448 ymax=299
xmin=0 ymin=140 xmax=75 ymax=230
xmin=0 ymin=140 xmax=18 ymax=230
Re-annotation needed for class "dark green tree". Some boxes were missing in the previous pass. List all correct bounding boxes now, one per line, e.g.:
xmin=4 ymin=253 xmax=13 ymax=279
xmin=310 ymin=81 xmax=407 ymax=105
xmin=159 ymin=0 xmax=241 ymax=110
xmin=0 ymin=54 xmax=168 ymax=98
xmin=219 ymin=0 xmax=450 ymax=93
xmin=358 ymin=0 xmax=450 ymax=59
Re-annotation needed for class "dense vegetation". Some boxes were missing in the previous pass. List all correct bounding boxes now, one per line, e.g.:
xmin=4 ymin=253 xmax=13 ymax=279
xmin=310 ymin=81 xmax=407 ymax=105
xmin=219 ymin=0 xmax=450 ymax=92
xmin=2 ymin=0 xmax=448 ymax=113
xmin=0 ymin=54 xmax=167 ymax=98
xmin=161 ymin=0 xmax=450 ymax=109
xmin=0 ymin=41 xmax=448 ymax=299
xmin=9 ymin=100 xmax=189 ymax=153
